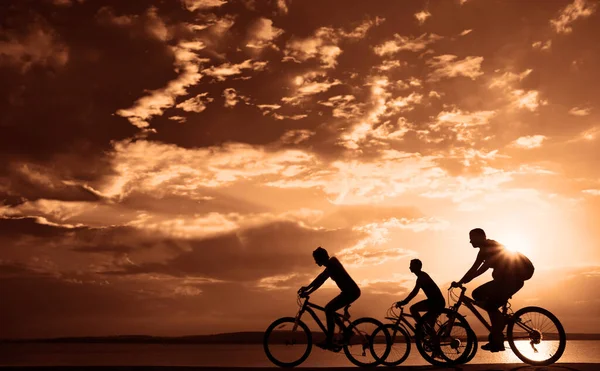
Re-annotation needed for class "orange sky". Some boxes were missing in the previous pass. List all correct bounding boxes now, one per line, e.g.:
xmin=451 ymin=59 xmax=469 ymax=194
xmin=1 ymin=0 xmax=600 ymax=339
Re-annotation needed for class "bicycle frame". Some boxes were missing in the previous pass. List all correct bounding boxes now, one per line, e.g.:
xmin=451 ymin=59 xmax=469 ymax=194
xmin=449 ymin=287 xmax=494 ymax=332
xmin=294 ymin=297 xmax=351 ymax=336
xmin=448 ymin=287 xmax=538 ymax=340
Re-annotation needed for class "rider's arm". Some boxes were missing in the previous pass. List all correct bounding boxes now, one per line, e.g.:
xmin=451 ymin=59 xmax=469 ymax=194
xmin=458 ymin=251 xmax=489 ymax=284
xmin=400 ymin=280 xmax=420 ymax=304
xmin=304 ymin=269 xmax=329 ymax=294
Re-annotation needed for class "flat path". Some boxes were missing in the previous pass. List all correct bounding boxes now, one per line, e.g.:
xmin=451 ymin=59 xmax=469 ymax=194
xmin=0 ymin=364 xmax=595 ymax=371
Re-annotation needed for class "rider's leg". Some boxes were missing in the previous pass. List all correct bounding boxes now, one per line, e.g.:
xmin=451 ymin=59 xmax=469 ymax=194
xmin=322 ymin=292 xmax=357 ymax=347
xmin=473 ymin=280 xmax=507 ymax=351
xmin=409 ymin=299 xmax=429 ymax=324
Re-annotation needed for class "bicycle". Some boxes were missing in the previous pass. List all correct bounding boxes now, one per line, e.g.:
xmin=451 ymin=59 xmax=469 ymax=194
xmin=263 ymin=293 xmax=391 ymax=368
xmin=418 ymin=284 xmax=566 ymax=366
xmin=373 ymin=303 xmax=476 ymax=367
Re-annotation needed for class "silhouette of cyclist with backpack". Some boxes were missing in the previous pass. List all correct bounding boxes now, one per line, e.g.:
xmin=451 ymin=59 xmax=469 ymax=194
xmin=299 ymin=247 xmax=361 ymax=350
xmin=452 ymin=228 xmax=534 ymax=352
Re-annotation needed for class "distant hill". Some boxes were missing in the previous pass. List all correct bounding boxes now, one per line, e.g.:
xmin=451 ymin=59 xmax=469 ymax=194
xmin=2 ymin=332 xmax=599 ymax=344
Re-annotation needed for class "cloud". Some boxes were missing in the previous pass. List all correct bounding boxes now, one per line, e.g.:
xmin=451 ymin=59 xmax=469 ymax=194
xmin=550 ymin=0 xmax=597 ymax=34
xmin=257 ymin=104 xmax=281 ymax=114
xmin=375 ymin=60 xmax=405 ymax=72
xmin=582 ymin=189 xmax=600 ymax=196
xmin=273 ymin=113 xmax=308 ymax=120
xmin=176 ymin=92 xmax=214 ymax=112
xmin=319 ymin=95 xmax=364 ymax=119
xmin=511 ymin=89 xmax=547 ymax=111
xmin=182 ymin=0 xmax=228 ymax=12
xmin=421 ymin=108 xmax=496 ymax=144
xmin=267 ymin=150 xmax=447 ymax=205
xmin=1 ymin=163 xmax=102 ymax=203
xmin=283 ymin=18 xmax=382 ymax=69
xmin=569 ymin=106 xmax=592 ymax=116
xmin=414 ymin=10 xmax=432 ymax=25
xmin=102 ymin=140 xmax=320 ymax=199
xmin=246 ymin=17 xmax=284 ymax=49
xmin=96 ymin=6 xmax=169 ymax=41
xmin=510 ymin=135 xmax=547 ymax=149
xmin=0 ymin=21 xmax=69 ymax=72
xmin=281 ymin=75 xmax=341 ymax=105
xmin=279 ymin=130 xmax=315 ymax=145
xmin=276 ymin=0 xmax=290 ymax=15
xmin=374 ymin=33 xmax=442 ymax=56
xmin=222 ymin=88 xmax=249 ymax=108
xmin=341 ymin=18 xmax=385 ymax=39
xmin=283 ymin=27 xmax=341 ymax=68
xmin=460 ymin=29 xmax=472 ymax=36
xmin=116 ymin=41 xmax=207 ymax=128
xmin=489 ymin=69 xmax=532 ymax=89
xmin=532 ymin=40 xmax=552 ymax=51
xmin=202 ymin=59 xmax=267 ymax=81
xmin=427 ymin=55 xmax=484 ymax=81
xmin=336 ymin=217 xmax=448 ymax=267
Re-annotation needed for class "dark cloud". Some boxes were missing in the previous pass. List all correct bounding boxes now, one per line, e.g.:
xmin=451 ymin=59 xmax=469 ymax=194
xmin=103 ymin=221 xmax=366 ymax=281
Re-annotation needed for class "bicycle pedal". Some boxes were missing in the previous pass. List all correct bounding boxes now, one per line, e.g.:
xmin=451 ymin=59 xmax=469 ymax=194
xmin=330 ymin=345 xmax=343 ymax=353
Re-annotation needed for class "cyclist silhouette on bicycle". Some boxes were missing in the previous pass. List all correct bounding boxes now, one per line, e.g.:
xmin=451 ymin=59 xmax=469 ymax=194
xmin=395 ymin=259 xmax=445 ymax=324
xmin=299 ymin=247 xmax=361 ymax=350
xmin=452 ymin=228 xmax=531 ymax=352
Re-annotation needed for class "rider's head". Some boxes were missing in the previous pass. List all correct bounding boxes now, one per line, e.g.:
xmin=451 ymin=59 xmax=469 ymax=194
xmin=469 ymin=228 xmax=487 ymax=248
xmin=313 ymin=246 xmax=329 ymax=266
xmin=409 ymin=259 xmax=422 ymax=273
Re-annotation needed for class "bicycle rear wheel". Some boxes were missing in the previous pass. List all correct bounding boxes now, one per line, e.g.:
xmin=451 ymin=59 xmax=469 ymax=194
xmin=263 ymin=317 xmax=312 ymax=367
xmin=373 ymin=324 xmax=410 ymax=367
xmin=507 ymin=306 xmax=566 ymax=366
xmin=415 ymin=309 xmax=476 ymax=367
xmin=343 ymin=317 xmax=391 ymax=367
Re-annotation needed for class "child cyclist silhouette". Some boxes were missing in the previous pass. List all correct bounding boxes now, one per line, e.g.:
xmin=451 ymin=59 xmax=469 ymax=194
xmin=298 ymin=247 xmax=361 ymax=350
xmin=395 ymin=259 xmax=445 ymax=323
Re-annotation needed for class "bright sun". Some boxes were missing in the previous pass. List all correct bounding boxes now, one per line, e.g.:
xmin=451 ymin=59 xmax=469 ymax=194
xmin=501 ymin=234 xmax=533 ymax=257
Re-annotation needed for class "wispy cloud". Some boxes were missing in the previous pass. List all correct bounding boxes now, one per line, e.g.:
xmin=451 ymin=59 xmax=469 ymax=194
xmin=284 ymin=18 xmax=382 ymax=68
xmin=510 ymin=135 xmax=547 ymax=149
xmin=182 ymin=0 xmax=227 ymax=12
xmin=202 ymin=59 xmax=267 ymax=81
xmin=511 ymin=90 xmax=548 ymax=111
xmin=427 ymin=55 xmax=484 ymax=81
xmin=414 ymin=10 xmax=432 ymax=25
xmin=176 ymin=92 xmax=213 ymax=112
xmin=116 ymin=41 xmax=207 ymax=128
xmin=374 ymin=33 xmax=442 ymax=56
xmin=532 ymin=40 xmax=552 ymax=51
xmin=0 ymin=22 xmax=68 ymax=72
xmin=569 ymin=106 xmax=592 ymax=116
xmin=222 ymin=88 xmax=249 ymax=108
xmin=550 ymin=0 xmax=597 ymax=34
xmin=246 ymin=17 xmax=284 ymax=49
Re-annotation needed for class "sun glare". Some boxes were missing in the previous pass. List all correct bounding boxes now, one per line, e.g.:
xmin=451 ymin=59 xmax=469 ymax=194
xmin=501 ymin=234 xmax=533 ymax=257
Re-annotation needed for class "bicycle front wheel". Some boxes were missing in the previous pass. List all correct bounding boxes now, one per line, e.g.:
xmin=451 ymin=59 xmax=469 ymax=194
xmin=263 ymin=317 xmax=312 ymax=367
xmin=415 ymin=309 xmax=476 ymax=367
xmin=507 ymin=306 xmax=566 ymax=366
xmin=343 ymin=317 xmax=391 ymax=367
xmin=374 ymin=324 xmax=411 ymax=367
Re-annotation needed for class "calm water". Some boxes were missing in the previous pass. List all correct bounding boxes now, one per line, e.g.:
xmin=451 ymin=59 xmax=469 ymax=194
xmin=1 ymin=341 xmax=598 ymax=367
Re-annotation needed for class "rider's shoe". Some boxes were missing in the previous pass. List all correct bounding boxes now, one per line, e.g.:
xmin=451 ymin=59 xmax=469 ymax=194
xmin=315 ymin=340 xmax=335 ymax=351
xmin=431 ymin=350 xmax=445 ymax=359
xmin=481 ymin=342 xmax=506 ymax=352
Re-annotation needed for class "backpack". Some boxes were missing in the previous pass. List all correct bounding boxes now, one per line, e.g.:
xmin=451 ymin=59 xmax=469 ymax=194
xmin=509 ymin=251 xmax=535 ymax=281
xmin=488 ymin=242 xmax=535 ymax=281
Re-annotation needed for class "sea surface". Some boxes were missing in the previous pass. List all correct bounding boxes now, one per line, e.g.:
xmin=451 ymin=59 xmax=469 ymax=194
xmin=1 ymin=341 xmax=598 ymax=367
